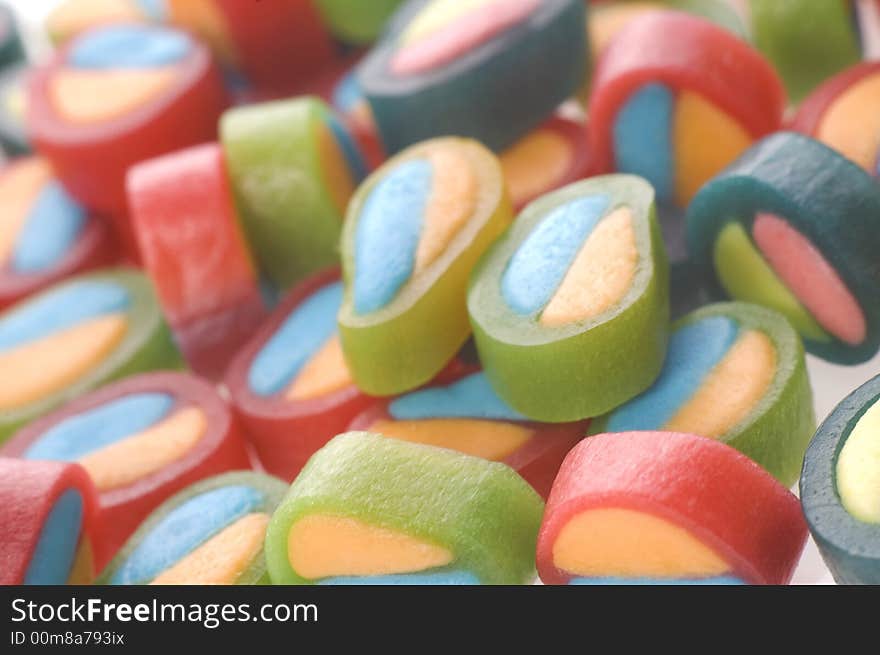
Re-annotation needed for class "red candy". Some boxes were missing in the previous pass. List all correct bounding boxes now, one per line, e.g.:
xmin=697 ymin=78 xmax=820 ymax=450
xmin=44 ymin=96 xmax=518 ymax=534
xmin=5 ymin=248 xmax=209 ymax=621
xmin=128 ymin=142 xmax=265 ymax=378
xmin=0 ymin=458 xmax=99 ymax=585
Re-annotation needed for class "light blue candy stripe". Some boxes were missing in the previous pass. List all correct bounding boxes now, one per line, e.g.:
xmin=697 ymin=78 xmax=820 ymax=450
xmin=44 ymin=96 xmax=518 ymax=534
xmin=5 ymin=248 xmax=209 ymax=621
xmin=68 ymin=25 xmax=192 ymax=69
xmin=501 ymin=195 xmax=611 ymax=316
xmin=12 ymin=181 xmax=85 ymax=274
xmin=110 ymin=485 xmax=266 ymax=585
xmin=248 ymin=282 xmax=344 ymax=397
xmin=605 ymin=316 xmax=739 ymax=432
xmin=389 ymin=372 xmax=526 ymax=421
xmin=326 ymin=113 xmax=368 ymax=183
xmin=354 ymin=159 xmax=432 ymax=315
xmin=613 ymin=83 xmax=675 ymax=202
xmin=319 ymin=570 xmax=480 ymax=585
xmin=24 ymin=392 xmax=174 ymax=462
xmin=24 ymin=490 xmax=83 ymax=585
xmin=0 ymin=279 xmax=130 ymax=352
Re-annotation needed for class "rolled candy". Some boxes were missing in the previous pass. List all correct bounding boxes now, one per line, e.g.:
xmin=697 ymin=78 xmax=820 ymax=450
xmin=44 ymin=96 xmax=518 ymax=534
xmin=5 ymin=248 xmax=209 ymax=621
xmin=0 ymin=269 xmax=183 ymax=443
xmin=314 ymin=0 xmax=406 ymax=45
xmin=349 ymin=370 xmax=587 ymax=498
xmin=166 ymin=0 xmax=335 ymax=93
xmin=27 ymin=23 xmax=228 ymax=237
xmin=0 ymin=157 xmax=116 ymax=310
xmin=687 ymin=132 xmax=880 ymax=364
xmin=98 ymin=472 xmax=287 ymax=585
xmin=265 ymin=432 xmax=544 ymax=585
xmin=339 ymin=137 xmax=512 ymax=396
xmin=0 ymin=63 xmax=30 ymax=156
xmin=358 ymin=0 xmax=587 ymax=154
xmin=469 ymin=175 xmax=669 ymax=422
xmin=225 ymin=269 xmax=373 ymax=481
xmin=500 ymin=116 xmax=593 ymax=211
xmin=4 ymin=372 xmax=251 ymax=568
xmin=595 ymin=302 xmax=814 ymax=485
xmin=801 ymin=374 xmax=880 ymax=584
xmin=588 ymin=11 xmax=784 ymax=208
xmin=221 ymin=97 xmax=367 ymax=289
xmin=0 ymin=458 xmax=99 ymax=585
xmin=791 ymin=62 xmax=880 ymax=175
xmin=748 ymin=0 xmax=861 ymax=103
xmin=0 ymin=3 xmax=24 ymax=71
xmin=128 ymin=142 xmax=265 ymax=378
xmin=331 ymin=68 xmax=387 ymax=171
xmin=46 ymin=0 xmax=165 ymax=44
xmin=536 ymin=431 xmax=808 ymax=585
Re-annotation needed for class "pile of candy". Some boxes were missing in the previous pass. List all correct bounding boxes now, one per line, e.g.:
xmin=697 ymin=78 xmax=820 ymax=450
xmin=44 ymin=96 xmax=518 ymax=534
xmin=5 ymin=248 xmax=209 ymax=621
xmin=1 ymin=0 xmax=879 ymax=586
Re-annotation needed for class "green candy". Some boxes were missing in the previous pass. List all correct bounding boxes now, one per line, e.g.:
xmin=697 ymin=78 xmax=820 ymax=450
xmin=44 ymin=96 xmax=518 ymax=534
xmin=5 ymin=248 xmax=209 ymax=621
xmin=687 ymin=132 xmax=880 ymax=364
xmin=313 ymin=0 xmax=405 ymax=44
xmin=0 ymin=269 xmax=183 ymax=444
xmin=220 ymin=97 xmax=365 ymax=289
xmin=468 ymin=175 xmax=670 ymax=422
xmin=98 ymin=472 xmax=288 ymax=585
xmin=338 ymin=137 xmax=512 ymax=396
xmin=265 ymin=432 xmax=544 ymax=585
xmin=749 ymin=0 xmax=860 ymax=102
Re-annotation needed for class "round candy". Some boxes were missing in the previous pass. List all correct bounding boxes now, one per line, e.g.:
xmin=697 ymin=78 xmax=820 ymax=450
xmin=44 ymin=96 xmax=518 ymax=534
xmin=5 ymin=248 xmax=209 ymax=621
xmin=594 ymin=302 xmax=814 ymax=486
xmin=339 ymin=137 xmax=512 ymax=396
xmin=0 ymin=63 xmax=30 ymax=156
xmin=46 ymin=0 xmax=165 ymax=45
xmin=0 ymin=269 xmax=184 ymax=444
xmin=225 ymin=269 xmax=373 ymax=481
xmin=500 ymin=116 xmax=593 ymax=211
xmin=687 ymin=132 xmax=880 ymax=364
xmin=128 ymin=142 xmax=266 ymax=379
xmin=469 ymin=174 xmax=669 ymax=422
xmin=748 ymin=0 xmax=862 ymax=102
xmin=0 ymin=157 xmax=116 ymax=310
xmin=265 ymin=432 xmax=544 ymax=585
xmin=98 ymin=471 xmax=287 ymax=585
xmin=0 ymin=458 xmax=99 ymax=585
xmin=27 ymin=24 xmax=228 ymax=240
xmin=314 ymin=0 xmax=406 ymax=44
xmin=536 ymin=431 xmax=808 ymax=585
xmin=220 ymin=97 xmax=367 ymax=290
xmin=349 ymin=369 xmax=586 ymax=498
xmin=358 ymin=0 xmax=587 ymax=154
xmin=791 ymin=62 xmax=880 ymax=175
xmin=588 ymin=11 xmax=784 ymax=208
xmin=4 ymin=372 xmax=250 ymax=568
xmin=801 ymin=374 xmax=880 ymax=584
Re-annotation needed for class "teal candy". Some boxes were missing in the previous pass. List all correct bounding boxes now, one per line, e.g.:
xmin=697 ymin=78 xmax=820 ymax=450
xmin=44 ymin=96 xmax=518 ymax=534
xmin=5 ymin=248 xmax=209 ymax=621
xmin=23 ymin=489 xmax=83 ymax=585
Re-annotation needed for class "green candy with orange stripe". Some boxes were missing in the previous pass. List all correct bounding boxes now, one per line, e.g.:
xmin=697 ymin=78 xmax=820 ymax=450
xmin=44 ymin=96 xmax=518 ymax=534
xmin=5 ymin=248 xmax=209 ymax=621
xmin=220 ymin=97 xmax=367 ymax=290
xmin=338 ymin=137 xmax=513 ymax=396
xmin=468 ymin=174 xmax=669 ymax=422
xmin=0 ymin=268 xmax=183 ymax=443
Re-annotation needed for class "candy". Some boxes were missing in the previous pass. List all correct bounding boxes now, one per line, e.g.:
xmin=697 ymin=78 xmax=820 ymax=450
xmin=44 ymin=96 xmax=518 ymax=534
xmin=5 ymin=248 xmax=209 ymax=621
xmin=220 ymin=97 xmax=367 ymax=290
xmin=748 ymin=0 xmax=861 ymax=103
xmin=4 ymin=372 xmax=250 ymax=568
xmin=349 ymin=370 xmax=586 ymax=498
xmin=687 ymin=132 xmax=880 ymax=364
xmin=166 ymin=0 xmax=334 ymax=93
xmin=358 ymin=0 xmax=587 ymax=153
xmin=0 ymin=269 xmax=183 ymax=443
xmin=588 ymin=11 xmax=784 ymax=207
xmin=791 ymin=62 xmax=880 ymax=175
xmin=536 ymin=431 xmax=808 ymax=585
xmin=225 ymin=269 xmax=373 ymax=481
xmin=0 ymin=63 xmax=30 ymax=156
xmin=0 ymin=157 xmax=115 ymax=310
xmin=595 ymin=302 xmax=814 ymax=486
xmin=0 ymin=458 xmax=99 ymax=584
xmin=27 ymin=24 xmax=228 ymax=240
xmin=128 ymin=142 xmax=265 ymax=378
xmin=46 ymin=0 xmax=164 ymax=44
xmin=339 ymin=137 xmax=512 ymax=396
xmin=0 ymin=3 xmax=24 ymax=71
xmin=500 ymin=116 xmax=593 ymax=211
xmin=265 ymin=432 xmax=543 ymax=585
xmin=98 ymin=472 xmax=287 ymax=585
xmin=314 ymin=0 xmax=406 ymax=44
xmin=469 ymin=174 xmax=669 ymax=422
xmin=801 ymin=374 xmax=880 ymax=584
